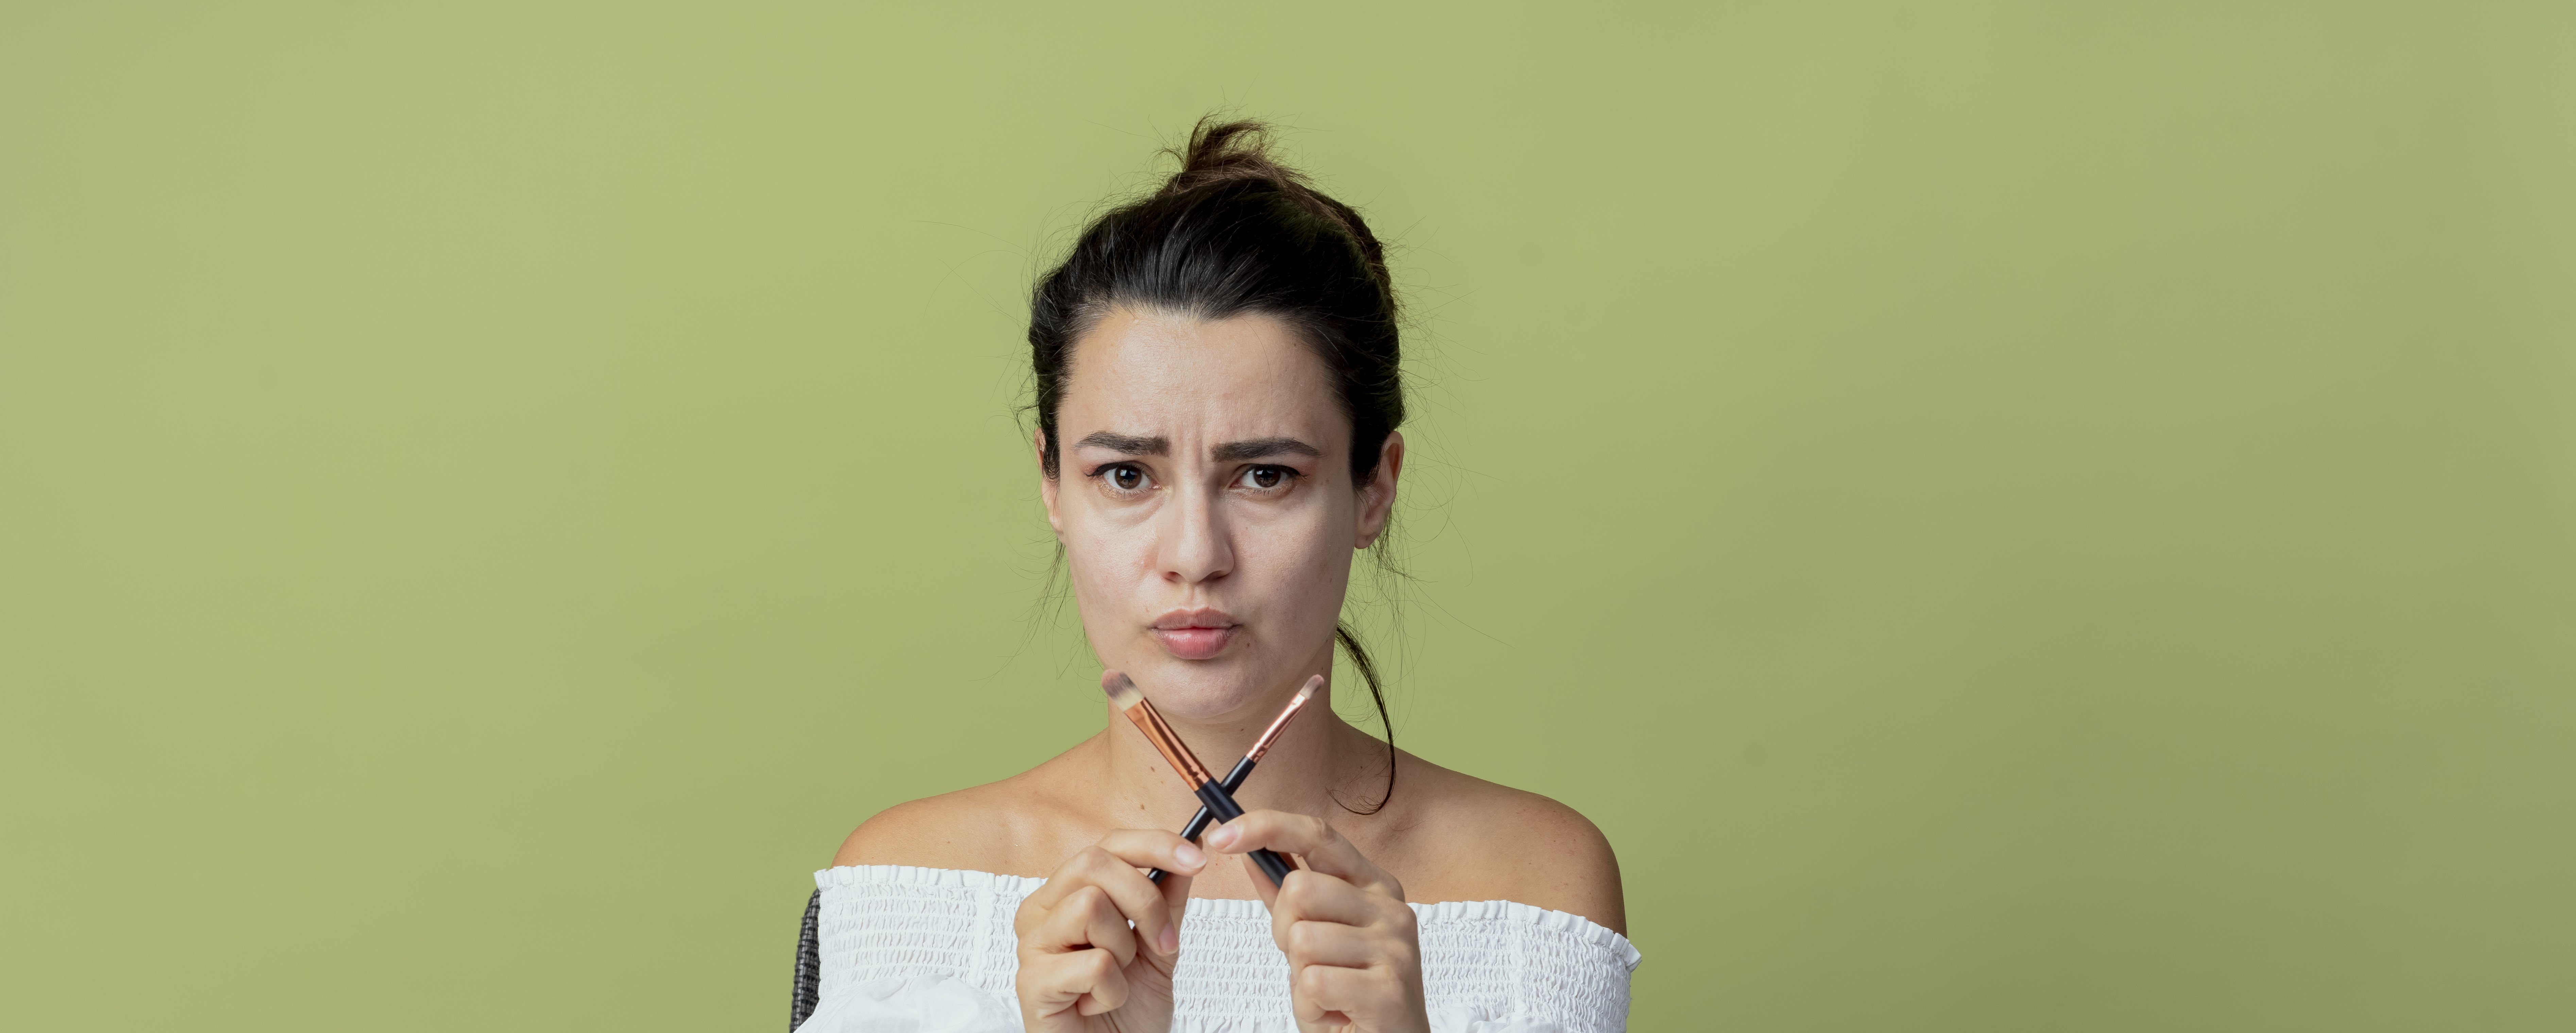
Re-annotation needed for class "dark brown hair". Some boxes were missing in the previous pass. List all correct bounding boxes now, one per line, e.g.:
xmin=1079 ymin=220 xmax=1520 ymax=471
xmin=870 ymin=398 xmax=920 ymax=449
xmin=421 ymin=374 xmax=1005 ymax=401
xmin=1028 ymin=118 xmax=1404 ymax=813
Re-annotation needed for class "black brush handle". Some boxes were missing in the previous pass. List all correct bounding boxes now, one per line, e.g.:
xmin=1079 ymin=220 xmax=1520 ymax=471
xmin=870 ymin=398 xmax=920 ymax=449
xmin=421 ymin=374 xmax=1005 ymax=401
xmin=1148 ymin=757 xmax=1255 ymax=883
xmin=1192 ymin=779 xmax=1294 ymax=885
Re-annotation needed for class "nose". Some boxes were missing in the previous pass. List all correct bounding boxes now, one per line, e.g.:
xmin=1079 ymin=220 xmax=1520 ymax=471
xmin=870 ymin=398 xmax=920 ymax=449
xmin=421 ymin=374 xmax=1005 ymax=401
xmin=1157 ymin=481 xmax=1233 ymax=586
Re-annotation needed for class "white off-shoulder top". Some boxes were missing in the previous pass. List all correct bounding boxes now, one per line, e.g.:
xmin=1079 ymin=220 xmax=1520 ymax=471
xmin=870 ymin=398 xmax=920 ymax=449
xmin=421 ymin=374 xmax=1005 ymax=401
xmin=794 ymin=865 xmax=1640 ymax=1033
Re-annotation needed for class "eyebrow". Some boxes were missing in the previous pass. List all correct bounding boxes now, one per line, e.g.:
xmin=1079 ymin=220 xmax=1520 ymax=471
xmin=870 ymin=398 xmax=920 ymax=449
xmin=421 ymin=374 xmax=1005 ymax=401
xmin=1071 ymin=432 xmax=1322 ymax=463
xmin=1211 ymin=437 xmax=1323 ymax=462
xmin=1073 ymin=431 xmax=1167 ymax=455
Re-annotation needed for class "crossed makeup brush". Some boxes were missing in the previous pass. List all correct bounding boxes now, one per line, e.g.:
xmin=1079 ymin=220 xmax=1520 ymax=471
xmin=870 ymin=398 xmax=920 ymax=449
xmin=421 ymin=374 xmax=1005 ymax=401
xmin=1102 ymin=671 xmax=1322 ymax=886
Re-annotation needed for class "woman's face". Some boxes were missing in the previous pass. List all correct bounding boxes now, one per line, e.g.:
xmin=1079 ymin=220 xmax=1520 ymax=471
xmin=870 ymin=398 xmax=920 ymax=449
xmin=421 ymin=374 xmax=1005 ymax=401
xmin=1042 ymin=307 xmax=1400 ymax=723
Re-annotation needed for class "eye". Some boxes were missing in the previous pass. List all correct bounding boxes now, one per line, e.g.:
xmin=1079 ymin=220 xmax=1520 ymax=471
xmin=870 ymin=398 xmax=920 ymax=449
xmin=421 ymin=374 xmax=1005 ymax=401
xmin=1092 ymin=463 xmax=1152 ymax=494
xmin=1234 ymin=465 xmax=1298 ymax=492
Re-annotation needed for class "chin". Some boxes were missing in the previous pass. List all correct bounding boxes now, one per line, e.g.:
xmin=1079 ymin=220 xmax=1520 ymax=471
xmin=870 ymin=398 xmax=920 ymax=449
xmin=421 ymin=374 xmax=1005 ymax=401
xmin=1124 ymin=652 xmax=1281 ymax=721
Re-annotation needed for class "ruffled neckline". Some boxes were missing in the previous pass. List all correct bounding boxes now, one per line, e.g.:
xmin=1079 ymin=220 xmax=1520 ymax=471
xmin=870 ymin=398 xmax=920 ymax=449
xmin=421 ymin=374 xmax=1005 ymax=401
xmin=815 ymin=863 xmax=1641 ymax=971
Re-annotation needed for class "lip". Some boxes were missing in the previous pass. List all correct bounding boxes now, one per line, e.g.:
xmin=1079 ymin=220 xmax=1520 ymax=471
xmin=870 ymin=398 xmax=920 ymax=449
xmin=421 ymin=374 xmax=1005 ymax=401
xmin=1152 ymin=608 xmax=1239 ymax=631
xmin=1150 ymin=608 xmax=1239 ymax=660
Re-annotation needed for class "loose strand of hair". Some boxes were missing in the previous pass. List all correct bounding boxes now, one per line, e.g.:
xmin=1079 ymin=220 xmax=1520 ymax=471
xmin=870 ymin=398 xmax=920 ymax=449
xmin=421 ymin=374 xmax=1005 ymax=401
xmin=1333 ymin=622 xmax=1396 ymax=816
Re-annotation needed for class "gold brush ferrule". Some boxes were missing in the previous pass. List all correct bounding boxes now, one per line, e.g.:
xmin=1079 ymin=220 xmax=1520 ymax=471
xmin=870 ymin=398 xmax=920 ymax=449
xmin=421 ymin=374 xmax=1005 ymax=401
xmin=1118 ymin=695 xmax=1216 ymax=783
xmin=1131 ymin=697 xmax=1216 ymax=786
xmin=1247 ymin=677 xmax=1320 ymax=763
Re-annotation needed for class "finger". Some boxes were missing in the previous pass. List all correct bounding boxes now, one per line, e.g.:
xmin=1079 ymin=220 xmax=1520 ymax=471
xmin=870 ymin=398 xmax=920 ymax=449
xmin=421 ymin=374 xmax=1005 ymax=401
xmin=1100 ymin=827 xmax=1210 ymax=877
xmin=1204 ymin=811 xmax=1402 ymax=899
xmin=1020 ymin=837 xmax=1204 ymax=954
xmin=1154 ymin=858 xmax=1194 ymax=955
xmin=1297 ymin=963 xmax=1406 ymax=1024
xmin=1282 ymin=917 xmax=1380 ymax=968
xmin=1023 ymin=832 xmax=1208 ymax=912
xmin=1031 ymin=885 xmax=1138 ymax=967
xmin=1017 ymin=946 xmax=1131 ymax=1017
xmin=1065 ymin=842 xmax=1186 ymax=958
xmin=1270 ymin=869 xmax=1378 ymax=928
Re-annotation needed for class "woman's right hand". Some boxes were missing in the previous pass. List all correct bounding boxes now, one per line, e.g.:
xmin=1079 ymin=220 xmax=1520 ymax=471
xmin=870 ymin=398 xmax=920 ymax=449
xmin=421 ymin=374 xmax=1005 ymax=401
xmin=1013 ymin=830 xmax=1207 ymax=1033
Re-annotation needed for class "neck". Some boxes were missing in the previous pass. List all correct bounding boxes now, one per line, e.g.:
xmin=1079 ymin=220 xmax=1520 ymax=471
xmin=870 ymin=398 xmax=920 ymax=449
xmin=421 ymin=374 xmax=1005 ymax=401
xmin=1095 ymin=668 xmax=1382 ymax=828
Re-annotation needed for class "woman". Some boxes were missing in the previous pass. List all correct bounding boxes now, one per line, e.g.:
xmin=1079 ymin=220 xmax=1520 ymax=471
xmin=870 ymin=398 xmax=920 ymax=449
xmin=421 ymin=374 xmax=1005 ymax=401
xmin=799 ymin=120 xmax=1635 ymax=1033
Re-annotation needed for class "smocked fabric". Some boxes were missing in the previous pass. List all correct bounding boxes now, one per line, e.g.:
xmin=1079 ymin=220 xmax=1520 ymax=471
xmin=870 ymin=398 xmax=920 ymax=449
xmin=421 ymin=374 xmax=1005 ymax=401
xmin=795 ymin=864 xmax=1639 ymax=1033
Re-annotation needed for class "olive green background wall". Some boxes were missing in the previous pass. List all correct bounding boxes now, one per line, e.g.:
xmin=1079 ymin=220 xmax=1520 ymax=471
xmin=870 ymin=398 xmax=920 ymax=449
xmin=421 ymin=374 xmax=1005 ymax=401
xmin=5 ymin=3 xmax=2571 ymax=1030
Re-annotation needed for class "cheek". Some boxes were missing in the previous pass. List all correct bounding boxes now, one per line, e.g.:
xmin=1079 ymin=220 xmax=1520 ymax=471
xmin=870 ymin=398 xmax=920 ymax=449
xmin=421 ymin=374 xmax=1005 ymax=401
xmin=1235 ymin=513 xmax=1356 ymax=612
xmin=1061 ymin=509 xmax=1157 ymax=607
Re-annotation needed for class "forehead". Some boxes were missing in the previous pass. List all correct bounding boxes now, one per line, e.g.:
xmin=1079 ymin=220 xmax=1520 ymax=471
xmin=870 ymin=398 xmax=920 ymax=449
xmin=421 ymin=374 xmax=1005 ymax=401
xmin=1059 ymin=307 xmax=1342 ymax=439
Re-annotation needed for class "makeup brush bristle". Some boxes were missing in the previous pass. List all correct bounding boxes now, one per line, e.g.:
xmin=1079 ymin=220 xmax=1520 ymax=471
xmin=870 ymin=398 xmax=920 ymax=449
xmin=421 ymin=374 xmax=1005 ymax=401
xmin=1099 ymin=670 xmax=1145 ymax=710
xmin=1296 ymin=675 xmax=1321 ymax=702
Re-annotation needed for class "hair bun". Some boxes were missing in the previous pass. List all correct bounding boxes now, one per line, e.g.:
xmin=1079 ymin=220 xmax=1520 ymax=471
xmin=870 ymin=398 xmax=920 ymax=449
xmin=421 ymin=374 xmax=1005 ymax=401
xmin=1159 ymin=118 xmax=1306 ymax=196
xmin=1156 ymin=117 xmax=1387 ymax=280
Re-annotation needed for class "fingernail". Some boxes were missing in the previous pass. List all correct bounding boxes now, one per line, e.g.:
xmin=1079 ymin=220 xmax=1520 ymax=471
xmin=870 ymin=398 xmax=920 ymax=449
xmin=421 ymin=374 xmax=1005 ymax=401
xmin=1174 ymin=843 xmax=1205 ymax=868
xmin=1206 ymin=826 xmax=1239 ymax=850
xmin=1159 ymin=924 xmax=1180 ymax=953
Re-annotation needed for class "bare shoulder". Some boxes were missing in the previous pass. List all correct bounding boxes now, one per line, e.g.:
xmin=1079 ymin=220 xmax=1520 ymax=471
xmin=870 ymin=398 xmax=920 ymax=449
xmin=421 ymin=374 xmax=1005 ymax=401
xmin=832 ymin=748 xmax=1097 ymax=877
xmin=1380 ymin=754 xmax=1627 ymax=936
xmin=833 ymin=781 xmax=1018 ymax=872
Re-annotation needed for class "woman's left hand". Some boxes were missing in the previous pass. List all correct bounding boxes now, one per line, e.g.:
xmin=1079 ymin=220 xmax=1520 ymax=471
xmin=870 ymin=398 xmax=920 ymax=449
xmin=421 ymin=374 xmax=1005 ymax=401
xmin=1205 ymin=812 xmax=1430 ymax=1033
